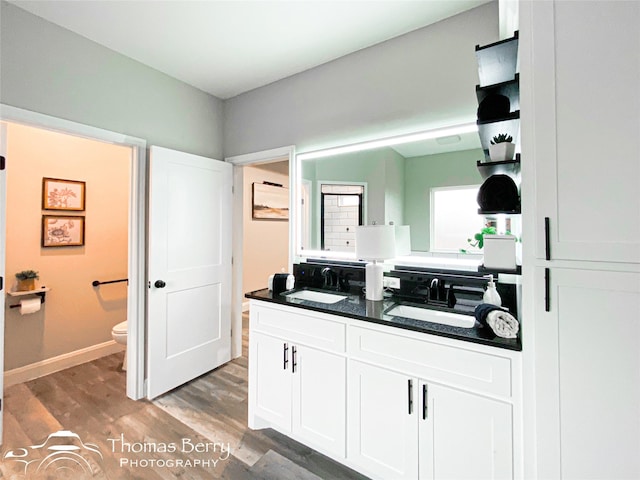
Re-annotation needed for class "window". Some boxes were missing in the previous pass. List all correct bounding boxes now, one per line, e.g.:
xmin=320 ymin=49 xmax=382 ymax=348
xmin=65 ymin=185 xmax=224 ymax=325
xmin=430 ymin=185 xmax=484 ymax=252
xmin=320 ymin=184 xmax=364 ymax=253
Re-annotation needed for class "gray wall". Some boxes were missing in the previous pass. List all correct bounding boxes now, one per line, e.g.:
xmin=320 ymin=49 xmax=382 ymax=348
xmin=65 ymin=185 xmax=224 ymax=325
xmin=0 ymin=1 xmax=224 ymax=159
xmin=224 ymin=1 xmax=499 ymax=157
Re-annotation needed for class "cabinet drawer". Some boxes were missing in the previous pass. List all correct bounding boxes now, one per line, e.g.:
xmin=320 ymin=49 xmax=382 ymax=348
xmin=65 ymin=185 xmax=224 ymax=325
xmin=348 ymin=326 xmax=512 ymax=397
xmin=251 ymin=304 xmax=346 ymax=353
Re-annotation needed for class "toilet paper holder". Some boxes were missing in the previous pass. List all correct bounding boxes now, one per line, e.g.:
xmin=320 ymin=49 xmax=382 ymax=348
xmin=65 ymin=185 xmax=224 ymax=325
xmin=8 ymin=287 xmax=49 ymax=308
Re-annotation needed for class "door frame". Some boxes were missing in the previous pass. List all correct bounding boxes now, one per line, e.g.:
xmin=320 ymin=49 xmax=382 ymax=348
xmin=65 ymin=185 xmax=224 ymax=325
xmin=0 ymin=104 xmax=147 ymax=400
xmin=0 ymin=122 xmax=7 ymax=442
xmin=225 ymin=145 xmax=295 ymax=359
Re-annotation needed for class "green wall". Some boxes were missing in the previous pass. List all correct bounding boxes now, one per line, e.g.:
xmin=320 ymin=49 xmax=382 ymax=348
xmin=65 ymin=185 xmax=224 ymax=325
xmin=302 ymin=147 xmax=405 ymax=250
xmin=404 ymin=148 xmax=483 ymax=251
xmin=301 ymin=146 xmax=484 ymax=253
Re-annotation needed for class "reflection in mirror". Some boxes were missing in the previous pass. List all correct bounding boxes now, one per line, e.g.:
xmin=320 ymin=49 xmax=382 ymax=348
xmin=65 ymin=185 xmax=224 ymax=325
xmin=320 ymin=184 xmax=364 ymax=253
xmin=296 ymin=124 xmax=490 ymax=261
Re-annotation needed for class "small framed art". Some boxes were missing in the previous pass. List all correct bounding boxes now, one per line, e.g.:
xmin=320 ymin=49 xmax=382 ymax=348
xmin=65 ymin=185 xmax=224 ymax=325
xmin=252 ymin=182 xmax=289 ymax=220
xmin=42 ymin=177 xmax=86 ymax=211
xmin=42 ymin=215 xmax=85 ymax=247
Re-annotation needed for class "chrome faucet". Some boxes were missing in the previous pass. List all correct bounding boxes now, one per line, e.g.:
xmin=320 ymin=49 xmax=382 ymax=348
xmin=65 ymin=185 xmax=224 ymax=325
xmin=321 ymin=267 xmax=338 ymax=290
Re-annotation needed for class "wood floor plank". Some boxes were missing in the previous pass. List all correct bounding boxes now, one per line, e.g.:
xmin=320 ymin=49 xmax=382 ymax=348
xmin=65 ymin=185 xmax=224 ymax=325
xmin=250 ymin=449 xmax=323 ymax=480
xmin=3 ymin=383 xmax=63 ymax=442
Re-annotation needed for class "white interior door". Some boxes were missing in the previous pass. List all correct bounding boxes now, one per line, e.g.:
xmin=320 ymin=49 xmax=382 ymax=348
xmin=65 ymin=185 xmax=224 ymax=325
xmin=0 ymin=122 xmax=7 ymax=442
xmin=147 ymin=146 xmax=232 ymax=399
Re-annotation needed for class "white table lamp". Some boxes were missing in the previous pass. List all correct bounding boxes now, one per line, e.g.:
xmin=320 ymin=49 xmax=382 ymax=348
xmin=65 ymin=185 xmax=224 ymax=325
xmin=356 ymin=225 xmax=396 ymax=301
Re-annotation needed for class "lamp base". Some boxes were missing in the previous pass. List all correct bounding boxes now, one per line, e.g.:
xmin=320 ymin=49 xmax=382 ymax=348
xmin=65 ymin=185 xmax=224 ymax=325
xmin=365 ymin=262 xmax=384 ymax=301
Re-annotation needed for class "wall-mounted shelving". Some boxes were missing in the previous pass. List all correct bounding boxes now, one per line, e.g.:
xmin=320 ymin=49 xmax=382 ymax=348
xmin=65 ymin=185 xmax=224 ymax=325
xmin=477 ymin=207 xmax=521 ymax=215
xmin=474 ymin=32 xmax=522 ymax=273
xmin=476 ymin=154 xmax=521 ymax=181
xmin=475 ymin=31 xmax=519 ymax=87
xmin=476 ymin=74 xmax=520 ymax=112
xmin=477 ymin=113 xmax=520 ymax=161
xmin=474 ymin=31 xmax=521 ymax=215
xmin=7 ymin=286 xmax=50 ymax=308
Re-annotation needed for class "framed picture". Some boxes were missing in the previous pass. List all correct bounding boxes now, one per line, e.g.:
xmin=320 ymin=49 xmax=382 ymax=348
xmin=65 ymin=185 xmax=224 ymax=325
xmin=42 ymin=177 xmax=86 ymax=211
xmin=252 ymin=182 xmax=289 ymax=220
xmin=42 ymin=215 xmax=85 ymax=247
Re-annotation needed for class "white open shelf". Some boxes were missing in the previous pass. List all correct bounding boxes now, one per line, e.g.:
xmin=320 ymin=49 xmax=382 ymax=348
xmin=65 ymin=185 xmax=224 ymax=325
xmin=7 ymin=286 xmax=51 ymax=296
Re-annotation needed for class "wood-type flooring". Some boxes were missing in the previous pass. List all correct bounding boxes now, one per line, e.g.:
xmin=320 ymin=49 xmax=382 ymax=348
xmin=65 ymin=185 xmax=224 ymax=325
xmin=0 ymin=314 xmax=368 ymax=480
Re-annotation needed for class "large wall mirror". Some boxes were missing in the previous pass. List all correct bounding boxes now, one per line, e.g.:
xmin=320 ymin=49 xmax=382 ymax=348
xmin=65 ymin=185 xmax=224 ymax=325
xmin=295 ymin=123 xmax=496 ymax=262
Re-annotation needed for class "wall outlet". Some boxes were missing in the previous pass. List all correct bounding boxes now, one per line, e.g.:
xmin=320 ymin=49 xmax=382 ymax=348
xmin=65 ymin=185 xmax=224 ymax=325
xmin=383 ymin=276 xmax=401 ymax=289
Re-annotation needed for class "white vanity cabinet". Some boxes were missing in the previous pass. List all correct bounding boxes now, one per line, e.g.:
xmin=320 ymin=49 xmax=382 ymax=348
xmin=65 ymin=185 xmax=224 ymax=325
xmin=248 ymin=300 xmax=522 ymax=479
xmin=521 ymin=1 xmax=640 ymax=478
xmin=532 ymin=267 xmax=640 ymax=479
xmin=347 ymin=360 xmax=420 ymax=479
xmin=248 ymin=302 xmax=347 ymax=458
xmin=525 ymin=0 xmax=640 ymax=264
xmin=347 ymin=325 xmax=517 ymax=480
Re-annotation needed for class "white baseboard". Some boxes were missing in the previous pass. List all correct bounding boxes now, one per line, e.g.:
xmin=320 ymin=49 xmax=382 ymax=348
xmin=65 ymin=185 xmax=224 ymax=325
xmin=242 ymin=301 xmax=250 ymax=312
xmin=4 ymin=340 xmax=125 ymax=387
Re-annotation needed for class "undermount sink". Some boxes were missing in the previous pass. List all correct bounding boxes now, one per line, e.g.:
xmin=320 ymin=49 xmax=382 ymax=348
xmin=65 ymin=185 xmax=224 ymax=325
xmin=386 ymin=304 xmax=476 ymax=329
xmin=284 ymin=289 xmax=348 ymax=304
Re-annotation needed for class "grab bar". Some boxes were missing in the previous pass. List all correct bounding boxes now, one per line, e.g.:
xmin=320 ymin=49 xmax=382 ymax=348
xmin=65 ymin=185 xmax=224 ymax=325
xmin=92 ymin=278 xmax=128 ymax=287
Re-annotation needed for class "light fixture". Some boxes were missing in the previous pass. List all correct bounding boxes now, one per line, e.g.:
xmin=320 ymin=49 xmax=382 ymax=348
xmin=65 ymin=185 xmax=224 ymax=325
xmin=356 ymin=225 xmax=396 ymax=301
xmin=435 ymin=134 xmax=462 ymax=145
xmin=297 ymin=122 xmax=478 ymax=161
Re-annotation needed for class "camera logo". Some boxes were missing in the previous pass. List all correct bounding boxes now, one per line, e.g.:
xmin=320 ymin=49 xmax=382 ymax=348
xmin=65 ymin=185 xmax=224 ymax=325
xmin=2 ymin=430 xmax=105 ymax=479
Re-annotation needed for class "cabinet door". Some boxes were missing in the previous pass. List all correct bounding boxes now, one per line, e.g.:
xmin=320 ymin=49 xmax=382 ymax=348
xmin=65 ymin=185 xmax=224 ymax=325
xmin=292 ymin=345 xmax=346 ymax=458
xmin=249 ymin=332 xmax=292 ymax=432
xmin=528 ymin=1 xmax=640 ymax=263
xmin=347 ymin=360 xmax=419 ymax=480
xmin=534 ymin=267 xmax=640 ymax=479
xmin=419 ymin=382 xmax=513 ymax=480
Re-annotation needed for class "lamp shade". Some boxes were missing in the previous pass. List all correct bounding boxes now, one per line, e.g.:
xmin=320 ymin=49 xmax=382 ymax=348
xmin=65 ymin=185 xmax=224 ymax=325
xmin=356 ymin=225 xmax=396 ymax=261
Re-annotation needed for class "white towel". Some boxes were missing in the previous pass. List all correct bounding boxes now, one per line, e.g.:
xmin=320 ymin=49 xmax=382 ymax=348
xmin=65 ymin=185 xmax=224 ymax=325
xmin=486 ymin=309 xmax=519 ymax=339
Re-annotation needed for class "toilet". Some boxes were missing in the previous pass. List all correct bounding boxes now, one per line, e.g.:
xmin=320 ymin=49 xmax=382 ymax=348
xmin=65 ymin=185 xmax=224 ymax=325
xmin=111 ymin=321 xmax=128 ymax=371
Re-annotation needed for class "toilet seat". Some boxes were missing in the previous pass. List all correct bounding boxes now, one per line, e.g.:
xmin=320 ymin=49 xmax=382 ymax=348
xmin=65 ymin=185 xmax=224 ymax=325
xmin=112 ymin=321 xmax=127 ymax=335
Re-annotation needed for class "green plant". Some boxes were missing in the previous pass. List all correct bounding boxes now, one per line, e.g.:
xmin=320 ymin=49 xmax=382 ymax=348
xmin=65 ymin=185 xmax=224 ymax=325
xmin=466 ymin=226 xmax=497 ymax=249
xmin=16 ymin=270 xmax=39 ymax=280
xmin=490 ymin=133 xmax=513 ymax=145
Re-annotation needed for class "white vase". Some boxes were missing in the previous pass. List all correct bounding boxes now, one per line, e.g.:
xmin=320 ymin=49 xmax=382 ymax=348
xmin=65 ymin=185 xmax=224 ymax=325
xmin=489 ymin=142 xmax=516 ymax=162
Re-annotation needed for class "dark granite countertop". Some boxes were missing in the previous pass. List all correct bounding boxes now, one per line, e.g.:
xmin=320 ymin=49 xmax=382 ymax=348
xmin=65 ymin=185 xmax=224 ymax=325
xmin=246 ymin=288 xmax=522 ymax=352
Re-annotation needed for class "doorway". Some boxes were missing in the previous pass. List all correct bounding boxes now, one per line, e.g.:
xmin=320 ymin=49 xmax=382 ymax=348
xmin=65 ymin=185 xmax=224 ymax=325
xmin=0 ymin=105 xmax=147 ymax=403
xmin=227 ymin=146 xmax=294 ymax=356
xmin=3 ymin=122 xmax=130 ymax=387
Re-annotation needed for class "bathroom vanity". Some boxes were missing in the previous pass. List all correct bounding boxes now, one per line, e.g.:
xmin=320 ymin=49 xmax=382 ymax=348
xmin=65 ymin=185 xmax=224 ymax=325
xmin=246 ymin=279 xmax=522 ymax=480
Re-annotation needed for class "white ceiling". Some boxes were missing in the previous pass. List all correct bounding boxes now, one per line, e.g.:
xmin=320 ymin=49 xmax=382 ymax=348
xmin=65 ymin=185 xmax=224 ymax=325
xmin=10 ymin=0 xmax=490 ymax=100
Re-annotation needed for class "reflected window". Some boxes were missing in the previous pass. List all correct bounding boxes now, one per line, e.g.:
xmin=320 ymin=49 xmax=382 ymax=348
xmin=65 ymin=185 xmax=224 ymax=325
xmin=431 ymin=185 xmax=483 ymax=252
xmin=321 ymin=184 xmax=364 ymax=252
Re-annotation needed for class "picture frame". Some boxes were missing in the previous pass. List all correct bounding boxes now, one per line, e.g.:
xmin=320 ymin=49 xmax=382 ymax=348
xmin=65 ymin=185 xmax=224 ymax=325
xmin=42 ymin=177 xmax=86 ymax=211
xmin=252 ymin=182 xmax=289 ymax=220
xmin=42 ymin=215 xmax=85 ymax=247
